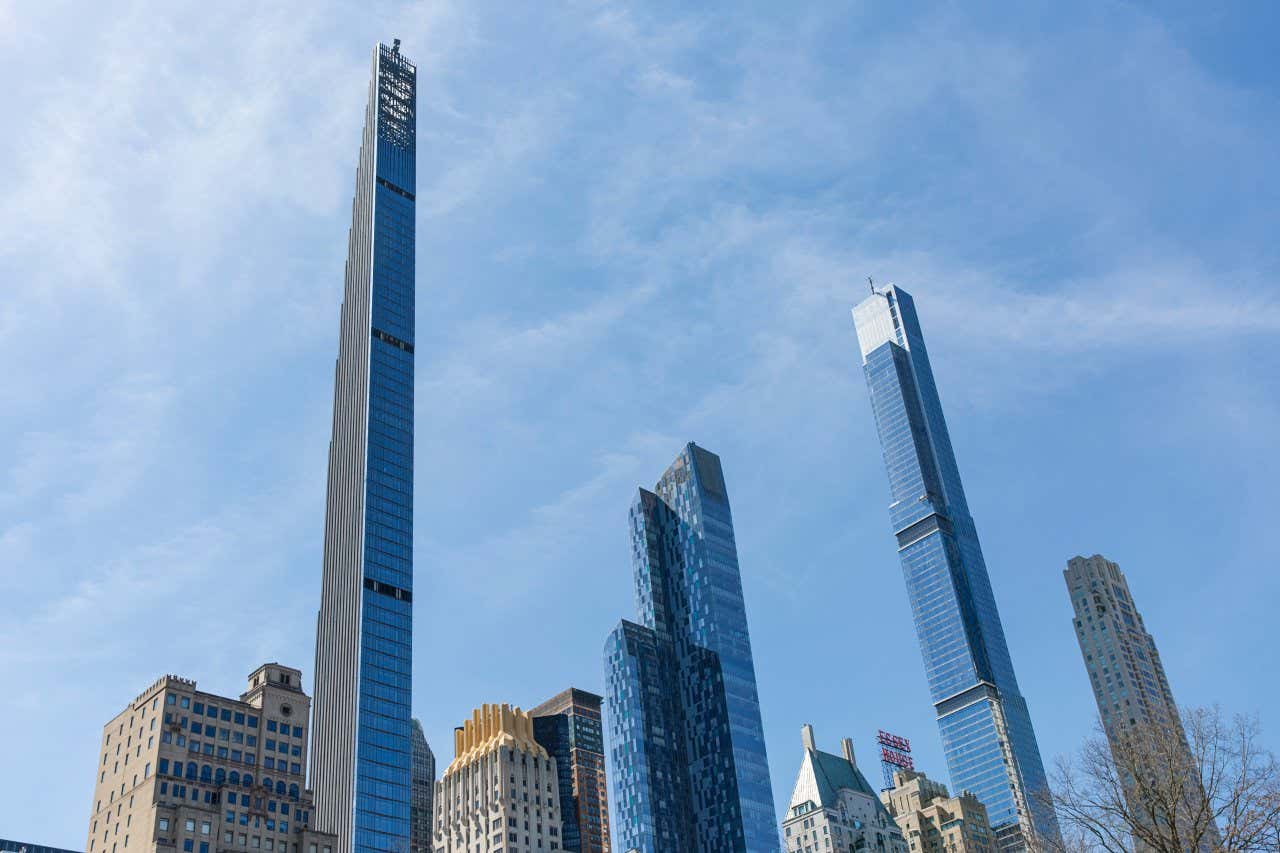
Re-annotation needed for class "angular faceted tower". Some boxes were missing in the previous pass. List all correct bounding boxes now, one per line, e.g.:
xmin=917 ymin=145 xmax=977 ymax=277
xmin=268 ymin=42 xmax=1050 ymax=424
xmin=604 ymin=443 xmax=777 ymax=853
xmin=312 ymin=41 xmax=417 ymax=853
xmin=851 ymin=286 xmax=1059 ymax=851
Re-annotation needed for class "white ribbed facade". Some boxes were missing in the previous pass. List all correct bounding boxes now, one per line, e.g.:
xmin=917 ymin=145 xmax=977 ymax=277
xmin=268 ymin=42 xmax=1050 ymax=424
xmin=434 ymin=705 xmax=563 ymax=853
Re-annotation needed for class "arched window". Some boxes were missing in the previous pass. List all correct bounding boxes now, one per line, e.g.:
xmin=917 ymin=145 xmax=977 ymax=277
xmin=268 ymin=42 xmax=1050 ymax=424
xmin=275 ymin=780 xmax=285 ymax=795
xmin=229 ymin=771 xmax=240 ymax=786
xmin=263 ymin=777 xmax=272 ymax=792
xmin=185 ymin=763 xmax=197 ymax=780
xmin=200 ymin=764 xmax=212 ymax=782
xmin=243 ymin=773 xmax=253 ymax=788
xmin=215 ymin=768 xmax=226 ymax=785
xmin=172 ymin=761 xmax=183 ymax=778
xmin=289 ymin=783 xmax=299 ymax=800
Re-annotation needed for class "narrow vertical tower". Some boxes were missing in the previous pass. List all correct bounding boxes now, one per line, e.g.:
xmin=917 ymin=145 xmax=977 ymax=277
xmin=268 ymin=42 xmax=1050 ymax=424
xmin=531 ymin=688 xmax=611 ymax=853
xmin=312 ymin=41 xmax=417 ymax=853
xmin=604 ymin=443 xmax=778 ymax=853
xmin=1065 ymin=554 xmax=1216 ymax=849
xmin=850 ymin=286 xmax=1058 ymax=851
xmin=1065 ymin=555 xmax=1182 ymax=734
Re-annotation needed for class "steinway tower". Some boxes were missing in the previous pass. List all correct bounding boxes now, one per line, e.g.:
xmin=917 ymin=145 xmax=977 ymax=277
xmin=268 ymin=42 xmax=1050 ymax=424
xmin=312 ymin=41 xmax=418 ymax=853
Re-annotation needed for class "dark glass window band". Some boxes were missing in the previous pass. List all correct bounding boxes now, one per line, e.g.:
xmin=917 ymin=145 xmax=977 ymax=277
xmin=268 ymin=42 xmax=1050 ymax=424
xmin=364 ymin=576 xmax=412 ymax=602
xmin=376 ymin=176 xmax=415 ymax=201
xmin=371 ymin=327 xmax=414 ymax=353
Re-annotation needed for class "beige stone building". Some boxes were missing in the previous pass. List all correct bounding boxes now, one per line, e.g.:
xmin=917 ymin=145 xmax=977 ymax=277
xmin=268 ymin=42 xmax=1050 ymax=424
xmin=86 ymin=663 xmax=336 ymax=853
xmin=880 ymin=770 xmax=995 ymax=853
xmin=434 ymin=704 xmax=563 ymax=853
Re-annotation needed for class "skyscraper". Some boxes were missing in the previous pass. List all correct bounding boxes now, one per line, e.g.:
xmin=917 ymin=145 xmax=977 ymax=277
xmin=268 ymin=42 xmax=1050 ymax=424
xmin=312 ymin=40 xmax=417 ymax=853
xmin=531 ymin=688 xmax=611 ymax=853
xmin=1065 ymin=555 xmax=1183 ymax=736
xmin=410 ymin=719 xmax=436 ymax=853
xmin=850 ymin=286 xmax=1058 ymax=850
xmin=1064 ymin=550 xmax=1192 ymax=732
xmin=604 ymin=443 xmax=777 ymax=853
xmin=1065 ymin=555 xmax=1214 ymax=850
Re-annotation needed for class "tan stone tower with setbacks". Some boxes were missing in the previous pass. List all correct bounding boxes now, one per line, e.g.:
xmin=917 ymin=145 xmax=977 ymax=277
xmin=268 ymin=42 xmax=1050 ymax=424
xmin=433 ymin=704 xmax=564 ymax=853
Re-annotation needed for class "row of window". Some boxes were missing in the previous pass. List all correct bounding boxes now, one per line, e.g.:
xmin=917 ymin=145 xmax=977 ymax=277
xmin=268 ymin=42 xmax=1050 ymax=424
xmin=167 ymin=694 xmax=257 ymax=728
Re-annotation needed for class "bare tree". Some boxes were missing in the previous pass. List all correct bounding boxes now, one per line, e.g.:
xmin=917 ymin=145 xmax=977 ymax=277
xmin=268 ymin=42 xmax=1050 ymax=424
xmin=1040 ymin=706 xmax=1280 ymax=852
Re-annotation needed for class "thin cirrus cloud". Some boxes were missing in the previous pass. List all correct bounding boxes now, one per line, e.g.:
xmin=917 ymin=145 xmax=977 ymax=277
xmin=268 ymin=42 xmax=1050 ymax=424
xmin=1 ymin=0 xmax=1277 ymax=843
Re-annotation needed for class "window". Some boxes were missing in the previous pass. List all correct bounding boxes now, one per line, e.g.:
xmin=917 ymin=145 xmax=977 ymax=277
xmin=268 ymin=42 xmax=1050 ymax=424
xmin=185 ymin=819 xmax=196 ymax=831
xmin=159 ymin=818 xmax=170 ymax=831
xmin=201 ymin=821 xmax=211 ymax=835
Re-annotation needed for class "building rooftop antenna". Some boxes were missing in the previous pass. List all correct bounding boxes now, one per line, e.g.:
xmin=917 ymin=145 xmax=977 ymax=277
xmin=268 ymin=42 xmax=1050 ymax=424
xmin=868 ymin=276 xmax=876 ymax=295
xmin=392 ymin=38 xmax=401 ymax=53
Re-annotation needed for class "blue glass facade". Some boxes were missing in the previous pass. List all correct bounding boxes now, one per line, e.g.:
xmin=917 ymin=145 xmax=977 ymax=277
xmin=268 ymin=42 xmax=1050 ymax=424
xmin=605 ymin=444 xmax=778 ymax=853
xmin=312 ymin=42 xmax=416 ymax=853
xmin=852 ymin=287 xmax=1059 ymax=851
xmin=531 ymin=688 xmax=610 ymax=853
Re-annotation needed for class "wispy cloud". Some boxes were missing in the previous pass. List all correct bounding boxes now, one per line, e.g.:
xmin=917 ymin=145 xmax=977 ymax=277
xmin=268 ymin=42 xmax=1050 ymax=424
xmin=2 ymin=0 xmax=1278 ymax=842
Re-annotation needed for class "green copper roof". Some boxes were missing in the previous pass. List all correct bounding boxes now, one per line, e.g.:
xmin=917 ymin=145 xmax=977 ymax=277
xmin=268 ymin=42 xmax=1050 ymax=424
xmin=789 ymin=745 xmax=894 ymax=825
xmin=811 ymin=748 xmax=878 ymax=803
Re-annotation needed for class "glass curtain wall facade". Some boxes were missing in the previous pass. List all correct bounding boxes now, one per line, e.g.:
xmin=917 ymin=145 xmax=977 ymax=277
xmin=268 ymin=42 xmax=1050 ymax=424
xmin=850 ymin=287 xmax=1058 ymax=851
xmin=531 ymin=689 xmax=611 ymax=853
xmin=312 ymin=41 xmax=417 ymax=853
xmin=604 ymin=443 xmax=777 ymax=853
xmin=410 ymin=719 xmax=436 ymax=853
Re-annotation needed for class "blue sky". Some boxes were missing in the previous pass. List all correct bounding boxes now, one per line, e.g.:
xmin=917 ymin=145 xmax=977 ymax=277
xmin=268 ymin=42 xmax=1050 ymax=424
xmin=2 ymin=0 xmax=1278 ymax=844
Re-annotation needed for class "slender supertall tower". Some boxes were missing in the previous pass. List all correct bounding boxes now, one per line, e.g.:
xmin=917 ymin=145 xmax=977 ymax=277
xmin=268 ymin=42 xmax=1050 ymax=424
xmin=1065 ymin=555 xmax=1182 ymax=735
xmin=851 ymin=286 xmax=1058 ymax=851
xmin=312 ymin=41 xmax=417 ymax=853
xmin=1065 ymin=556 xmax=1216 ymax=850
xmin=604 ymin=443 xmax=777 ymax=853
